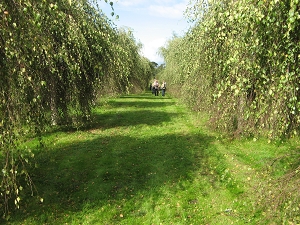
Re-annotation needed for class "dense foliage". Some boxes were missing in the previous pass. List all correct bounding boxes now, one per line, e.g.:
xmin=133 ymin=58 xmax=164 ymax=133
xmin=0 ymin=0 xmax=152 ymax=217
xmin=159 ymin=0 xmax=300 ymax=139
xmin=158 ymin=0 xmax=300 ymax=222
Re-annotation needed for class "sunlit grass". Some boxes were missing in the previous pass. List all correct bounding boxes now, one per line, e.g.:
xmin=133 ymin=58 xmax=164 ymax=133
xmin=6 ymin=92 xmax=299 ymax=224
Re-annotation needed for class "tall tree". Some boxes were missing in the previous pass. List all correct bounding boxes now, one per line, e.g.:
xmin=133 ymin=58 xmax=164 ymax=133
xmin=0 ymin=0 xmax=152 ymax=217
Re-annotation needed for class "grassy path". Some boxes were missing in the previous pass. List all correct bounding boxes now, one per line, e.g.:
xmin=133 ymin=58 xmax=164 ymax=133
xmin=8 ymin=92 xmax=299 ymax=224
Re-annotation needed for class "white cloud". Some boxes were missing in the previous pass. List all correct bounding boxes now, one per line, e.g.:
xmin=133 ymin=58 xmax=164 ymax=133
xmin=140 ymin=37 xmax=166 ymax=63
xmin=148 ymin=2 xmax=187 ymax=19
xmin=152 ymin=0 xmax=186 ymax=5
xmin=115 ymin=0 xmax=189 ymax=19
xmin=117 ymin=0 xmax=146 ymax=7
xmin=116 ymin=0 xmax=177 ymax=6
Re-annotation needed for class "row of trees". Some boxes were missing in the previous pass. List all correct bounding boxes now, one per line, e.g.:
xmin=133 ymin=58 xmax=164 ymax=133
xmin=0 ymin=0 xmax=153 ymax=217
xmin=159 ymin=0 xmax=299 ymax=139
xmin=158 ymin=0 xmax=299 ymax=222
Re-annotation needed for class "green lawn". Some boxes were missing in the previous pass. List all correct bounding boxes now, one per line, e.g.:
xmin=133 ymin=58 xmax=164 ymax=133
xmin=6 ymin=92 xmax=300 ymax=224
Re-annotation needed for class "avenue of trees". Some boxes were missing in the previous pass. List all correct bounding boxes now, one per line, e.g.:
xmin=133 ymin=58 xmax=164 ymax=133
xmin=0 ymin=0 xmax=153 ymax=216
xmin=1 ymin=0 xmax=299 ymax=220
xmin=159 ymin=0 xmax=299 ymax=139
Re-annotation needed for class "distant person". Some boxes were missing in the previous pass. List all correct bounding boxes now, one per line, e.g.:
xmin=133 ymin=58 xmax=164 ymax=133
xmin=151 ymin=79 xmax=155 ymax=94
xmin=153 ymin=79 xmax=159 ymax=96
xmin=161 ymin=81 xmax=166 ymax=96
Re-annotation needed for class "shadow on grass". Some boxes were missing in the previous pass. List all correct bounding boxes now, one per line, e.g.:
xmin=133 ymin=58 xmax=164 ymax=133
xmin=11 ymin=132 xmax=216 ymax=223
xmin=43 ymin=105 xmax=176 ymax=136
xmin=119 ymin=93 xmax=171 ymax=100
xmin=42 ymin=92 xmax=173 ymax=136
xmin=7 ymin=92 xmax=220 ymax=224
xmin=102 ymin=101 xmax=175 ymax=109
xmin=91 ymin=110 xmax=179 ymax=130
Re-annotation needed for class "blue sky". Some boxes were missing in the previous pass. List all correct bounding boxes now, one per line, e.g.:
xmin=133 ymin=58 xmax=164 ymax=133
xmin=97 ymin=0 xmax=191 ymax=64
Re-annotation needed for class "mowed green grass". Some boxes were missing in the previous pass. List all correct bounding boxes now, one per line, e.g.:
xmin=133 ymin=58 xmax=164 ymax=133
xmin=6 ymin=92 xmax=300 ymax=224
